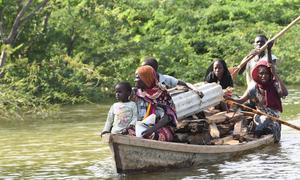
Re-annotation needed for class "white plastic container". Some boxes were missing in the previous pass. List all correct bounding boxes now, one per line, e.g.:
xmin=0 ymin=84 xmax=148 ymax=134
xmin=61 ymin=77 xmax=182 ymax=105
xmin=135 ymin=121 xmax=148 ymax=138
xmin=142 ymin=114 xmax=156 ymax=126
xmin=171 ymin=82 xmax=223 ymax=120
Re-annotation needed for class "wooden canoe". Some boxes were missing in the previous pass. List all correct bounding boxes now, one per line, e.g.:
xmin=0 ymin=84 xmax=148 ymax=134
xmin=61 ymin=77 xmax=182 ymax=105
xmin=108 ymin=134 xmax=274 ymax=174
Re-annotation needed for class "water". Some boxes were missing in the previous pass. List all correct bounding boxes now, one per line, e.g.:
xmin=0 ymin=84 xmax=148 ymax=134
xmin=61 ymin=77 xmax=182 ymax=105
xmin=1 ymin=88 xmax=300 ymax=179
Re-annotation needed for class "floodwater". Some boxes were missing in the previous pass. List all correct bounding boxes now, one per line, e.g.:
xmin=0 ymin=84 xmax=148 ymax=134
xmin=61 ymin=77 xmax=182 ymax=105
xmin=0 ymin=87 xmax=300 ymax=179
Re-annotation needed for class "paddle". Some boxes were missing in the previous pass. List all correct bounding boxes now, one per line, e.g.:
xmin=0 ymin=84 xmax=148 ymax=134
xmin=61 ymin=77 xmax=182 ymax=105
xmin=226 ymin=99 xmax=300 ymax=131
xmin=230 ymin=16 xmax=300 ymax=80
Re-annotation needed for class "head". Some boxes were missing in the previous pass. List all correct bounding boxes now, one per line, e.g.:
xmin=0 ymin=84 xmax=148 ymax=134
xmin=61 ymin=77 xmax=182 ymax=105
xmin=135 ymin=65 xmax=157 ymax=90
xmin=142 ymin=57 xmax=158 ymax=72
xmin=254 ymin=34 xmax=268 ymax=49
xmin=251 ymin=59 xmax=272 ymax=84
xmin=213 ymin=59 xmax=226 ymax=79
xmin=115 ymin=82 xmax=132 ymax=102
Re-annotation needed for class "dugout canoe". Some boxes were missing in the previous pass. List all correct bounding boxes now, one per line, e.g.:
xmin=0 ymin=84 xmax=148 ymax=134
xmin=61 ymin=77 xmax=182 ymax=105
xmin=108 ymin=134 xmax=275 ymax=174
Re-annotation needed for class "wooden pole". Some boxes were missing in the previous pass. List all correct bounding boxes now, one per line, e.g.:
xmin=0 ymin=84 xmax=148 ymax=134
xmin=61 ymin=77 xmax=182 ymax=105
xmin=231 ymin=16 xmax=300 ymax=79
xmin=226 ymin=100 xmax=300 ymax=131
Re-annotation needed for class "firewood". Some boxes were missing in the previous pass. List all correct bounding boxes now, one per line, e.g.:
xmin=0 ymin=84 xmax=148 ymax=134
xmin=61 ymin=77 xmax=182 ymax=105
xmin=174 ymin=133 xmax=189 ymax=143
xmin=204 ymin=108 xmax=221 ymax=117
xmin=225 ymin=112 xmax=244 ymax=123
xmin=209 ymin=123 xmax=220 ymax=138
xmin=187 ymin=132 xmax=212 ymax=145
xmin=206 ymin=111 xmax=227 ymax=124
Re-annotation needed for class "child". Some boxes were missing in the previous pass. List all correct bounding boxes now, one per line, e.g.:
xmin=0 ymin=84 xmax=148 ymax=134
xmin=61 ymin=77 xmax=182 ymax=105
xmin=100 ymin=82 xmax=137 ymax=136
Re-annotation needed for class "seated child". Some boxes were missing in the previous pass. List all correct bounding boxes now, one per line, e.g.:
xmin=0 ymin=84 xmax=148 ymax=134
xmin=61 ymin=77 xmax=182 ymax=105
xmin=100 ymin=82 xmax=137 ymax=136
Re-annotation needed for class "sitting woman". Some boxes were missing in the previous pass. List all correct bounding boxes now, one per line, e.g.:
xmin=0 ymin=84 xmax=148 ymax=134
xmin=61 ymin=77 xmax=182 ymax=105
xmin=204 ymin=58 xmax=233 ymax=90
xmin=205 ymin=58 xmax=233 ymax=111
xmin=134 ymin=65 xmax=177 ymax=142
xmin=229 ymin=59 xmax=288 ymax=142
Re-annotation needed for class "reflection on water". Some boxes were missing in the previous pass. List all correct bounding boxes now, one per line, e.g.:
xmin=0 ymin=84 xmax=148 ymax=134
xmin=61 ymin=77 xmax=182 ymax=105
xmin=0 ymin=87 xmax=300 ymax=179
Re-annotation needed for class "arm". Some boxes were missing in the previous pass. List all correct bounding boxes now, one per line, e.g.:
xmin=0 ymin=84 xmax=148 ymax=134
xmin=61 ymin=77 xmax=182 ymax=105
xmin=237 ymin=50 xmax=260 ymax=74
xmin=177 ymin=80 xmax=188 ymax=87
xmin=270 ymin=63 xmax=288 ymax=97
xmin=225 ymin=88 xmax=249 ymax=104
xmin=236 ymin=90 xmax=250 ymax=104
xmin=181 ymin=81 xmax=204 ymax=98
xmin=101 ymin=105 xmax=114 ymax=136
xmin=129 ymin=102 xmax=138 ymax=126
xmin=142 ymin=115 xmax=171 ymax=138
xmin=267 ymin=41 xmax=288 ymax=97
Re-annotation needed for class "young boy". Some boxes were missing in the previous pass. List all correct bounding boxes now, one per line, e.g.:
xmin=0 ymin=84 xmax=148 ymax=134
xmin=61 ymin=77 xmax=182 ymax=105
xmin=239 ymin=34 xmax=278 ymax=88
xmin=100 ymin=82 xmax=137 ymax=136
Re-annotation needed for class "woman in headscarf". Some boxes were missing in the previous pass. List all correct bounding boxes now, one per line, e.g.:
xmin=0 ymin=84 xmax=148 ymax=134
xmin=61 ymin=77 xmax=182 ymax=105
xmin=204 ymin=58 xmax=233 ymax=90
xmin=134 ymin=65 xmax=177 ymax=142
xmin=230 ymin=59 xmax=288 ymax=142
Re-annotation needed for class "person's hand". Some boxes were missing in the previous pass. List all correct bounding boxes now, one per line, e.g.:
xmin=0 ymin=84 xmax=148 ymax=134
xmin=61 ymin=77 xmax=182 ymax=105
xmin=100 ymin=131 xmax=109 ymax=138
xmin=121 ymin=125 xmax=135 ymax=135
xmin=223 ymin=87 xmax=233 ymax=97
xmin=194 ymin=90 xmax=204 ymax=98
xmin=267 ymin=40 xmax=274 ymax=50
xmin=141 ymin=128 xmax=155 ymax=138
xmin=224 ymin=94 xmax=234 ymax=101
xmin=268 ymin=62 xmax=277 ymax=78
xmin=186 ymin=83 xmax=204 ymax=98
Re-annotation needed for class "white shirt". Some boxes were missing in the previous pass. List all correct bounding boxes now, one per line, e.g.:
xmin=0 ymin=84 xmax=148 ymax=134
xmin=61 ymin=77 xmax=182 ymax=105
xmin=102 ymin=101 xmax=137 ymax=134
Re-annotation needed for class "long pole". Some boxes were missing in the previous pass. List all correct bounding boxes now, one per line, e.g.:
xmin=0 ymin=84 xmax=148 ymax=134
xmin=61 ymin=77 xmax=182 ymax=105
xmin=231 ymin=16 xmax=300 ymax=79
xmin=226 ymin=100 xmax=300 ymax=131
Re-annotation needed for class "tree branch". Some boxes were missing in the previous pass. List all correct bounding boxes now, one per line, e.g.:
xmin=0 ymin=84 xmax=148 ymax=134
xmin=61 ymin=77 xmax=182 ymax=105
xmin=0 ymin=9 xmax=4 ymax=41
xmin=4 ymin=0 xmax=33 ymax=44
xmin=21 ymin=0 xmax=49 ymax=25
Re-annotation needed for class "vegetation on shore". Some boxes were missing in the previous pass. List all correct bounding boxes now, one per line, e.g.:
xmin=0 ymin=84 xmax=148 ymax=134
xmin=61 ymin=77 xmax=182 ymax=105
xmin=0 ymin=0 xmax=299 ymax=117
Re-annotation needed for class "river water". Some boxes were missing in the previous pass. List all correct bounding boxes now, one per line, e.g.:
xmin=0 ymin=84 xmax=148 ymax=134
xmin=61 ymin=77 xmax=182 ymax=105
xmin=1 ymin=87 xmax=300 ymax=179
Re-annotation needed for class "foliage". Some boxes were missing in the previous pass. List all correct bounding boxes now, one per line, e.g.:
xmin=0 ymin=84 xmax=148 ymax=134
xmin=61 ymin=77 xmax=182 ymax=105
xmin=0 ymin=0 xmax=300 ymax=116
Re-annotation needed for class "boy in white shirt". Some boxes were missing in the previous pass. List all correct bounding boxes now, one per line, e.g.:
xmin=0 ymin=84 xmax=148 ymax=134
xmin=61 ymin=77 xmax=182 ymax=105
xmin=100 ymin=82 xmax=137 ymax=136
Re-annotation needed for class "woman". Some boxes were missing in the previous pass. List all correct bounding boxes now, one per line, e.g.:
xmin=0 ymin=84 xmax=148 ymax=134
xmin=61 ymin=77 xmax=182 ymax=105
xmin=204 ymin=58 xmax=233 ymax=90
xmin=230 ymin=59 xmax=288 ymax=142
xmin=134 ymin=65 xmax=177 ymax=142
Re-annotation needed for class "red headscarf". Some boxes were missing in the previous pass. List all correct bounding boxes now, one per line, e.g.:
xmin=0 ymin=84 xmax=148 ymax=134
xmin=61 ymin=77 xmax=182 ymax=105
xmin=251 ymin=59 xmax=282 ymax=112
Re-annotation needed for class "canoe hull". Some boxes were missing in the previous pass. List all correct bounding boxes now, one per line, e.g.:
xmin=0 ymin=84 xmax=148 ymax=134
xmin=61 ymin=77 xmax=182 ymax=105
xmin=108 ymin=134 xmax=274 ymax=173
